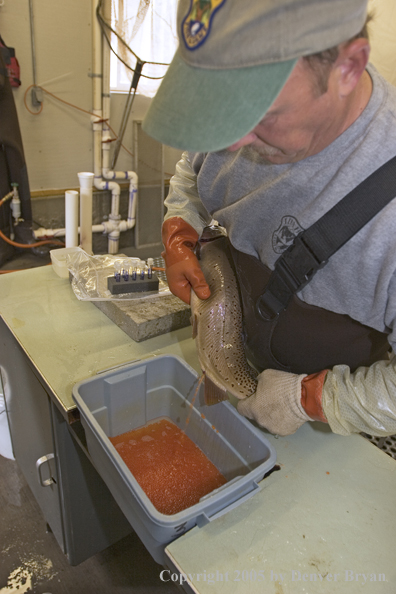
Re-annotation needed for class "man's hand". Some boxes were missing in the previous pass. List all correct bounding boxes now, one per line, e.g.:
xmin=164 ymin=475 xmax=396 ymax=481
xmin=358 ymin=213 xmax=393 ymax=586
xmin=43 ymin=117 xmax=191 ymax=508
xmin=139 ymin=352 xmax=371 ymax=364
xmin=162 ymin=217 xmax=210 ymax=304
xmin=237 ymin=368 xmax=328 ymax=436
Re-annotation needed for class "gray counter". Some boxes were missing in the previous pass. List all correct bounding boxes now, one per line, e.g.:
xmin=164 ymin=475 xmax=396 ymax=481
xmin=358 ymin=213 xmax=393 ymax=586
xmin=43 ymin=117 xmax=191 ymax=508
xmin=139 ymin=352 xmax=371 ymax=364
xmin=166 ymin=422 xmax=396 ymax=593
xmin=0 ymin=266 xmax=200 ymax=420
xmin=1 ymin=266 xmax=395 ymax=591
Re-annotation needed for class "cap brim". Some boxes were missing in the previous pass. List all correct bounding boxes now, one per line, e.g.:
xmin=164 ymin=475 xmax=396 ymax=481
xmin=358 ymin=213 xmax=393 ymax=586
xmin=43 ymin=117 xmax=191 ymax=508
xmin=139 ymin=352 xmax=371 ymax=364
xmin=142 ymin=49 xmax=297 ymax=153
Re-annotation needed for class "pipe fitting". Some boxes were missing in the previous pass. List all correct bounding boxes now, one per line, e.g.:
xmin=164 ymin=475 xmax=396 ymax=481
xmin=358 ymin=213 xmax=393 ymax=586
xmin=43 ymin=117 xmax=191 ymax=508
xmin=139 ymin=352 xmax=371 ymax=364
xmin=108 ymin=229 xmax=120 ymax=254
xmin=92 ymin=109 xmax=103 ymax=131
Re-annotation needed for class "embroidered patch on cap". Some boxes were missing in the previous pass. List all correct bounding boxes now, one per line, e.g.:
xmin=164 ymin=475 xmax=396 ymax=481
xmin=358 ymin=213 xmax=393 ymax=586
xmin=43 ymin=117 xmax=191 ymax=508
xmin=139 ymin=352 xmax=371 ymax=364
xmin=181 ymin=0 xmax=226 ymax=51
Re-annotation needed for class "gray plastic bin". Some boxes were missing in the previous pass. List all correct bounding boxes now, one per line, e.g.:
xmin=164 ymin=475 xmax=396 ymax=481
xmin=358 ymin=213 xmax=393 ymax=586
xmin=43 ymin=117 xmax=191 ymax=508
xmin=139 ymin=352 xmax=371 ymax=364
xmin=72 ymin=355 xmax=276 ymax=564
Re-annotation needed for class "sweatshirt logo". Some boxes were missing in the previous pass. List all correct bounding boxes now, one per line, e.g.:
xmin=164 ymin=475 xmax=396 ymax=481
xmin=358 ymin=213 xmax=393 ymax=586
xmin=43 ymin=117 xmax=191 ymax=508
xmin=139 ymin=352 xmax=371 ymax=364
xmin=272 ymin=216 xmax=304 ymax=254
xmin=181 ymin=0 xmax=226 ymax=50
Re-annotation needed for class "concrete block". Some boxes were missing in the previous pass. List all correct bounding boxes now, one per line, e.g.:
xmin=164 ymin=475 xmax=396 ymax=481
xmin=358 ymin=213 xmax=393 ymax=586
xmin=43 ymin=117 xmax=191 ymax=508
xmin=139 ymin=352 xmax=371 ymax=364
xmin=93 ymin=294 xmax=191 ymax=342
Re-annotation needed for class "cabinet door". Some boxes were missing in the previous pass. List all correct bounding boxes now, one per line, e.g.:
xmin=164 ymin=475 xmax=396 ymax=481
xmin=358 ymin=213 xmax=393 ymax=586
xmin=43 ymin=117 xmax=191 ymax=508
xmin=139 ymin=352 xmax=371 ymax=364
xmin=0 ymin=318 xmax=133 ymax=565
xmin=0 ymin=318 xmax=65 ymax=551
xmin=52 ymin=405 xmax=132 ymax=566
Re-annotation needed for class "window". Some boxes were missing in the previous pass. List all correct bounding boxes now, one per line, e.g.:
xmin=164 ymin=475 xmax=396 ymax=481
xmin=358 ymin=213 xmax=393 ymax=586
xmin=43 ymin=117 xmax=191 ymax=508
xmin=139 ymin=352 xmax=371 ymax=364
xmin=109 ymin=0 xmax=179 ymax=97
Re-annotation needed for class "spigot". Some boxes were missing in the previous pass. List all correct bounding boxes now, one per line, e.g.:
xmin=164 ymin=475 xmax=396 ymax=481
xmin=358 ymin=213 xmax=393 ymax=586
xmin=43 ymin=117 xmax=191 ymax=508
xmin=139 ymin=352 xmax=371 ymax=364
xmin=10 ymin=183 xmax=21 ymax=223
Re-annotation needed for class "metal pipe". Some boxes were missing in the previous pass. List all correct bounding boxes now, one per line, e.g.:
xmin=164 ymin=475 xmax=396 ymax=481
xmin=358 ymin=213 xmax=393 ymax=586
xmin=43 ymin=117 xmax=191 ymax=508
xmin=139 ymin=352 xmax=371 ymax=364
xmin=28 ymin=0 xmax=37 ymax=86
xmin=28 ymin=0 xmax=42 ymax=107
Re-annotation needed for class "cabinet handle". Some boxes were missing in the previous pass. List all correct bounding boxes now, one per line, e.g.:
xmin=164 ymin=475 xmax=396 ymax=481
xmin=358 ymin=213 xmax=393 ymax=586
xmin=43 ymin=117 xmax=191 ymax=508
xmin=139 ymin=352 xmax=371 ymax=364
xmin=36 ymin=453 xmax=55 ymax=487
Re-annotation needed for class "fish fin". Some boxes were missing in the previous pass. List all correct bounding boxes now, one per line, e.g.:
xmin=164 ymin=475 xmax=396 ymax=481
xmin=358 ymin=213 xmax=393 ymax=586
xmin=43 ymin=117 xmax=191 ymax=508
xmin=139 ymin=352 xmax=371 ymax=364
xmin=204 ymin=375 xmax=229 ymax=406
xmin=191 ymin=314 xmax=198 ymax=340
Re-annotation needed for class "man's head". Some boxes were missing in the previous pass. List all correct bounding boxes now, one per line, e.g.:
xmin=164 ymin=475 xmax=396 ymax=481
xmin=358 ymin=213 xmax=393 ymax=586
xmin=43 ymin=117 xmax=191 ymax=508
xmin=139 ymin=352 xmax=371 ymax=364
xmin=227 ymin=27 xmax=372 ymax=163
xmin=304 ymin=16 xmax=371 ymax=95
xmin=142 ymin=0 xmax=370 ymax=153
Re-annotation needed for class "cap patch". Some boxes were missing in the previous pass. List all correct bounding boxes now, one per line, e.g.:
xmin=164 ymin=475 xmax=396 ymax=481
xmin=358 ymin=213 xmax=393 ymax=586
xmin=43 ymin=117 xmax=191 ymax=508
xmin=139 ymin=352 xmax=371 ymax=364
xmin=181 ymin=0 xmax=226 ymax=51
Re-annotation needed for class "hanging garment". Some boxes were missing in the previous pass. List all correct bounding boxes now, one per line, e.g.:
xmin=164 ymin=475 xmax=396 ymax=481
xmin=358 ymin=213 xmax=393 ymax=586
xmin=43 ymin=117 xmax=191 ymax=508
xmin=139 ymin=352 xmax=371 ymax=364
xmin=0 ymin=35 xmax=21 ymax=87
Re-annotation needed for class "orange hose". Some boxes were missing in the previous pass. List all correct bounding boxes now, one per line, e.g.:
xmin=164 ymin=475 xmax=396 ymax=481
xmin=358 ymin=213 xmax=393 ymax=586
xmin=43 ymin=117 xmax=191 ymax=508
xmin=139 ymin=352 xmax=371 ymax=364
xmin=0 ymin=228 xmax=65 ymax=249
xmin=0 ymin=263 xmax=52 ymax=274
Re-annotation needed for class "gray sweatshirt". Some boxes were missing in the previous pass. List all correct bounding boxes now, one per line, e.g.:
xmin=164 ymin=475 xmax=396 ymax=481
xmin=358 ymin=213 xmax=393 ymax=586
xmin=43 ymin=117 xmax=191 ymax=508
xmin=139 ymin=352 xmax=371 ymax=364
xmin=164 ymin=64 xmax=396 ymax=436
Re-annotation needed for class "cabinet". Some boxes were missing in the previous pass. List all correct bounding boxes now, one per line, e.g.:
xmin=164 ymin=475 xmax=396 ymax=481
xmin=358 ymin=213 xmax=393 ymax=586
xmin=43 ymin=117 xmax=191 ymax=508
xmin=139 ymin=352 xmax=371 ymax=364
xmin=0 ymin=318 xmax=132 ymax=565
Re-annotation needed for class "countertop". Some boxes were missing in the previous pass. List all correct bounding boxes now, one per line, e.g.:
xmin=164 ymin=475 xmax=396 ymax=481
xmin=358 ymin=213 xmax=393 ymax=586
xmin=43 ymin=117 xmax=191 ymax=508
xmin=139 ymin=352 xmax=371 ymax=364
xmin=1 ymin=265 xmax=395 ymax=593
xmin=0 ymin=266 xmax=200 ymax=419
xmin=166 ymin=422 xmax=396 ymax=593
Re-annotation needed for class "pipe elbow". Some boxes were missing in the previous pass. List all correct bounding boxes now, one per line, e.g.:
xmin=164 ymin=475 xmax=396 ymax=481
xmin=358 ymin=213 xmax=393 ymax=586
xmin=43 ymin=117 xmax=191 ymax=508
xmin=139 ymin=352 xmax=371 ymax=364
xmin=108 ymin=181 xmax=121 ymax=194
xmin=128 ymin=172 xmax=138 ymax=187
xmin=118 ymin=218 xmax=136 ymax=232
xmin=94 ymin=176 xmax=107 ymax=191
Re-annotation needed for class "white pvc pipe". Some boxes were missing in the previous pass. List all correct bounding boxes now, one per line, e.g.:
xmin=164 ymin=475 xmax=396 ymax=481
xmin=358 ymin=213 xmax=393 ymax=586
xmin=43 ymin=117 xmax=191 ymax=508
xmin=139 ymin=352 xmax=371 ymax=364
xmin=85 ymin=0 xmax=137 ymax=255
xmin=34 ymin=224 xmax=105 ymax=239
xmin=65 ymin=190 xmax=79 ymax=247
xmin=108 ymin=229 xmax=120 ymax=254
xmin=78 ymin=172 xmax=94 ymax=254
xmin=128 ymin=173 xmax=138 ymax=224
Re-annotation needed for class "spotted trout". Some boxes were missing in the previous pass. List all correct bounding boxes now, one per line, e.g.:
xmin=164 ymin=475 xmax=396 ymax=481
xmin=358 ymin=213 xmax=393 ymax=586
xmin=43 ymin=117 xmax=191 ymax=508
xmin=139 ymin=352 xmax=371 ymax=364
xmin=190 ymin=229 xmax=258 ymax=404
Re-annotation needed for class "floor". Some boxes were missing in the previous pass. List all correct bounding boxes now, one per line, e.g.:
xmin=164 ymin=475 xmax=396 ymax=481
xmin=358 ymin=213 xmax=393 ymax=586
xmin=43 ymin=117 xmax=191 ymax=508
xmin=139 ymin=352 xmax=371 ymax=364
xmin=0 ymin=252 xmax=179 ymax=594
xmin=0 ymin=456 xmax=179 ymax=594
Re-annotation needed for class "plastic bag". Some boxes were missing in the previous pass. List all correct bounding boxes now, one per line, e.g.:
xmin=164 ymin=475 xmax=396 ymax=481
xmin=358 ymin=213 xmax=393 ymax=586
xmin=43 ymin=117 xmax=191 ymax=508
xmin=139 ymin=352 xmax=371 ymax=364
xmin=67 ymin=249 xmax=170 ymax=301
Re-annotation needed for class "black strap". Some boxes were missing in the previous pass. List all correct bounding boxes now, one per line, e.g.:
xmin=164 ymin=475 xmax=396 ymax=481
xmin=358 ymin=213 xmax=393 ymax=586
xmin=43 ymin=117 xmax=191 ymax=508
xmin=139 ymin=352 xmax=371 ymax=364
xmin=257 ymin=154 xmax=396 ymax=320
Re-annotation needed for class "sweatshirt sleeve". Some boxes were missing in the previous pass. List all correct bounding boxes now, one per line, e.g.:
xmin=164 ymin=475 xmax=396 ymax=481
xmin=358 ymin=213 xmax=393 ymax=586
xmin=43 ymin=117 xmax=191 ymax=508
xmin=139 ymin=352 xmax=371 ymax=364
xmin=164 ymin=151 xmax=212 ymax=235
xmin=321 ymin=353 xmax=396 ymax=436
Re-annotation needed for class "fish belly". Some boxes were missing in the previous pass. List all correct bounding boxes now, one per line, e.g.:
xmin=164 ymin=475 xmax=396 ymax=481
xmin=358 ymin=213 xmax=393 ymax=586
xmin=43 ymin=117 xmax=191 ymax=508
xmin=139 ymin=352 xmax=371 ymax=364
xmin=191 ymin=236 xmax=257 ymax=401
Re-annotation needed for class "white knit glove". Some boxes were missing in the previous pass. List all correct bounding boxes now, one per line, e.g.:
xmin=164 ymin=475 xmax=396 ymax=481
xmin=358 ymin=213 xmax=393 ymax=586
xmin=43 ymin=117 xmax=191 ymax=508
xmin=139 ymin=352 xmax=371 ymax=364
xmin=237 ymin=369 xmax=312 ymax=436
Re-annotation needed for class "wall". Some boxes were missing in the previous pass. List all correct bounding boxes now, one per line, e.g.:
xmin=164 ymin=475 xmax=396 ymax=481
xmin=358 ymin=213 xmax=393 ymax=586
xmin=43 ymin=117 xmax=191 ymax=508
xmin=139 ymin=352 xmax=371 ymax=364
xmin=368 ymin=0 xmax=396 ymax=85
xmin=1 ymin=0 xmax=93 ymax=191
xmin=0 ymin=0 xmax=395 ymax=195
xmin=0 ymin=0 xmax=181 ymax=194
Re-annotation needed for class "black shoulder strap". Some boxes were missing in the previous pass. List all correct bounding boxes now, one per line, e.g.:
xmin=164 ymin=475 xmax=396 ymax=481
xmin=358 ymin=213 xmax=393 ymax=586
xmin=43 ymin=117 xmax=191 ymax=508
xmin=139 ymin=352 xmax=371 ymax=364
xmin=256 ymin=154 xmax=396 ymax=320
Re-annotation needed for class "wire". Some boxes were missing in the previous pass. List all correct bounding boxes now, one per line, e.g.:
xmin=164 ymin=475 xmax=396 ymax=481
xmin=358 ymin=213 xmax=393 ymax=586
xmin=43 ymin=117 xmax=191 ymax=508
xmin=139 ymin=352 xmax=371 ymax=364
xmin=22 ymin=3 xmax=175 ymax=178
xmin=24 ymin=83 xmax=92 ymax=117
xmin=23 ymin=84 xmax=134 ymax=157
xmin=96 ymin=0 xmax=171 ymax=80
xmin=100 ymin=25 xmax=167 ymax=82
xmin=22 ymin=84 xmax=175 ymax=179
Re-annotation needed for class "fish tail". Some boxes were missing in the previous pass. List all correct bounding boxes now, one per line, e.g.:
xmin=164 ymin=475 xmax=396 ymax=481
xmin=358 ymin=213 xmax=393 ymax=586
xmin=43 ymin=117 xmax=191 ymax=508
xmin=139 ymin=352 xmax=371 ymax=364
xmin=204 ymin=374 xmax=229 ymax=406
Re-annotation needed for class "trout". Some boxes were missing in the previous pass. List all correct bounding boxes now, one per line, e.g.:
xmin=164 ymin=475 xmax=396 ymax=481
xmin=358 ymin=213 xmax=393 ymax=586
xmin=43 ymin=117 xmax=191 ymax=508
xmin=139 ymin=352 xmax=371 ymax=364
xmin=190 ymin=230 xmax=258 ymax=404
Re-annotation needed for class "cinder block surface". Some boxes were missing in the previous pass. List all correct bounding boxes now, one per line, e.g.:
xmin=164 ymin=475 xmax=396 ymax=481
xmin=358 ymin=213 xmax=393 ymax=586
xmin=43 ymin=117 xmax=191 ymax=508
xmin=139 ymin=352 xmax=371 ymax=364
xmin=93 ymin=294 xmax=191 ymax=342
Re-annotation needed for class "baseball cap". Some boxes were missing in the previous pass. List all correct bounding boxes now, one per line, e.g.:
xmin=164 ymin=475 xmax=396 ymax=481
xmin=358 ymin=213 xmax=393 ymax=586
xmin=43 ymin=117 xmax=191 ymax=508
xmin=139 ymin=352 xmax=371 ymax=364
xmin=142 ymin=0 xmax=368 ymax=153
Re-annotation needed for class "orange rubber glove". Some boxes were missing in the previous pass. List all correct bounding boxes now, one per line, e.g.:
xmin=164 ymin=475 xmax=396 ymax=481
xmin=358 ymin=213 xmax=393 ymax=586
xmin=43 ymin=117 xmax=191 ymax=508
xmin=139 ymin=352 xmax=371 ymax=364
xmin=162 ymin=217 xmax=211 ymax=304
xmin=301 ymin=370 xmax=329 ymax=422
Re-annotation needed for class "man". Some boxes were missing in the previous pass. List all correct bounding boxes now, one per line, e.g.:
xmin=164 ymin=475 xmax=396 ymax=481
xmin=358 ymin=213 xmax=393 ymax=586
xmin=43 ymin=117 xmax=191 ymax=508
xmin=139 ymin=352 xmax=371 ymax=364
xmin=142 ymin=0 xmax=396 ymax=437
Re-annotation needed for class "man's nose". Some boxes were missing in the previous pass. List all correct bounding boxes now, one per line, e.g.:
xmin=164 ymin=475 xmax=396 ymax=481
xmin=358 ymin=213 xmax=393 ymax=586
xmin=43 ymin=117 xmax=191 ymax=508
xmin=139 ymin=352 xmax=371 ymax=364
xmin=227 ymin=132 xmax=258 ymax=151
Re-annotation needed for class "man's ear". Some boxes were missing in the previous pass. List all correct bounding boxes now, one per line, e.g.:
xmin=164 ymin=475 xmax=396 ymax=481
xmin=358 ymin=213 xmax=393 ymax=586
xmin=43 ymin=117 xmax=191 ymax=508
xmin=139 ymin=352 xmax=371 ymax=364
xmin=335 ymin=38 xmax=370 ymax=97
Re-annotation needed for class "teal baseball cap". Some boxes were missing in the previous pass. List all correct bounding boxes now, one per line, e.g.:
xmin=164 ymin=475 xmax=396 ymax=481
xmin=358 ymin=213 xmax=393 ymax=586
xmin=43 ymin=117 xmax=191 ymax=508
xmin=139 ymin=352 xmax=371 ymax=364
xmin=142 ymin=0 xmax=368 ymax=153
